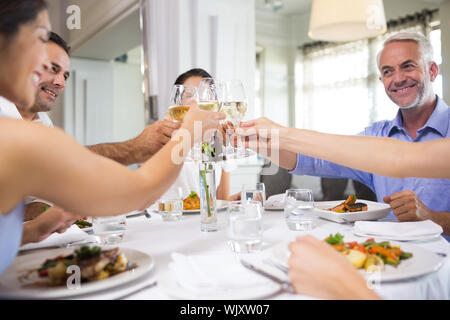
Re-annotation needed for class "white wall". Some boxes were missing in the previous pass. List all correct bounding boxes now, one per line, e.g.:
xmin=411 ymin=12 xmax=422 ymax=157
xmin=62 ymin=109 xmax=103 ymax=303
xmin=255 ymin=11 xmax=292 ymax=126
xmin=64 ymin=57 xmax=145 ymax=145
xmin=142 ymin=0 xmax=256 ymax=121
xmin=112 ymin=62 xmax=146 ymax=141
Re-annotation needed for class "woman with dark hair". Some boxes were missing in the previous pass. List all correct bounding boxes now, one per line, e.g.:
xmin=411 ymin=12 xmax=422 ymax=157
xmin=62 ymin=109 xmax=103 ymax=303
xmin=0 ymin=1 xmax=225 ymax=274
xmin=174 ymin=68 xmax=214 ymax=86
xmin=0 ymin=0 xmax=50 ymax=108
xmin=162 ymin=68 xmax=232 ymax=201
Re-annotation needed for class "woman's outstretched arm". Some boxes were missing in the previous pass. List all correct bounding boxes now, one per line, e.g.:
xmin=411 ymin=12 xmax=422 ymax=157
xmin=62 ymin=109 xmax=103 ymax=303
xmin=281 ymin=129 xmax=450 ymax=179
xmin=0 ymin=105 xmax=224 ymax=216
xmin=238 ymin=117 xmax=450 ymax=179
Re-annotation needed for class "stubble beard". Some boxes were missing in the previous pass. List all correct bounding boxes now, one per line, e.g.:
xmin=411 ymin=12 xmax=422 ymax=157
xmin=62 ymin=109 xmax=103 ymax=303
xmin=394 ymin=76 xmax=432 ymax=112
xmin=30 ymin=88 xmax=53 ymax=113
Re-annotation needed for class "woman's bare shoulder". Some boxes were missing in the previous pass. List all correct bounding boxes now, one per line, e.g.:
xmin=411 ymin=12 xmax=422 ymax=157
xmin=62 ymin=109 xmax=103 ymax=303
xmin=0 ymin=118 xmax=74 ymax=148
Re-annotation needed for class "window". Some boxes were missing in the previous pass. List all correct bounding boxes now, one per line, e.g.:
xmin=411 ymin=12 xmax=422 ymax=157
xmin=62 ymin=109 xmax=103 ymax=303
xmin=255 ymin=49 xmax=264 ymax=119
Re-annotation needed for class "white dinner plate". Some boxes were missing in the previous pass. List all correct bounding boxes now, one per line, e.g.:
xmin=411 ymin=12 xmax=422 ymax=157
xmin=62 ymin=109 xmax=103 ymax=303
xmin=313 ymin=200 xmax=391 ymax=223
xmin=79 ymin=227 xmax=93 ymax=233
xmin=270 ymin=240 xmax=444 ymax=283
xmin=150 ymin=200 xmax=229 ymax=215
xmin=0 ymin=247 xmax=154 ymax=299
xmin=158 ymin=270 xmax=281 ymax=300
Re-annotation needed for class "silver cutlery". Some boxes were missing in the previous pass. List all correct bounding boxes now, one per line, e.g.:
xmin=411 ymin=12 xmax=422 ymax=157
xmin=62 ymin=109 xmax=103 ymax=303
xmin=240 ymin=259 xmax=295 ymax=294
xmin=263 ymin=258 xmax=289 ymax=274
xmin=115 ymin=281 xmax=158 ymax=300
xmin=127 ymin=211 xmax=151 ymax=219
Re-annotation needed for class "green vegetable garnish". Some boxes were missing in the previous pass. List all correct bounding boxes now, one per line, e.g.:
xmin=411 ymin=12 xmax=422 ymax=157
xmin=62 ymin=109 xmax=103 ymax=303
xmin=325 ymin=233 xmax=344 ymax=245
xmin=74 ymin=219 xmax=93 ymax=227
xmin=75 ymin=246 xmax=101 ymax=259
xmin=400 ymin=252 xmax=413 ymax=260
xmin=40 ymin=205 xmax=50 ymax=214
xmin=189 ymin=191 xmax=198 ymax=198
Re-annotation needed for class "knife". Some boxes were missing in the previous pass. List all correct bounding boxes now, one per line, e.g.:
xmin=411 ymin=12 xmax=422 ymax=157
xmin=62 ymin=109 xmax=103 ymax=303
xmin=240 ymin=259 xmax=296 ymax=294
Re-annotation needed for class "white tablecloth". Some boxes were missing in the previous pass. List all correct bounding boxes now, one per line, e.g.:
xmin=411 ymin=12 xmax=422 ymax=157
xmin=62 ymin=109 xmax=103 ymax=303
xmin=63 ymin=208 xmax=450 ymax=300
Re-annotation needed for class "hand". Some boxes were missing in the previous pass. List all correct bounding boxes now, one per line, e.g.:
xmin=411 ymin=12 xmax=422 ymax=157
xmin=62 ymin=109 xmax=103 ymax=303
xmin=22 ymin=206 xmax=83 ymax=245
xmin=133 ymin=120 xmax=182 ymax=161
xmin=182 ymin=101 xmax=226 ymax=143
xmin=383 ymin=190 xmax=433 ymax=221
xmin=288 ymin=235 xmax=380 ymax=300
xmin=234 ymin=117 xmax=285 ymax=155
xmin=229 ymin=192 xmax=241 ymax=201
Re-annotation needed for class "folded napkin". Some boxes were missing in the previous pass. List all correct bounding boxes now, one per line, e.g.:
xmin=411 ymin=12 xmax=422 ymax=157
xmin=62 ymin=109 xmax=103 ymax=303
xmin=20 ymin=225 xmax=98 ymax=251
xmin=169 ymin=252 xmax=271 ymax=295
xmin=265 ymin=193 xmax=285 ymax=210
xmin=354 ymin=220 xmax=443 ymax=238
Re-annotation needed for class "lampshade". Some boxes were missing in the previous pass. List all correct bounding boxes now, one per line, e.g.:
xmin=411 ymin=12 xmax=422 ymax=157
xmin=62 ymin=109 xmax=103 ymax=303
xmin=308 ymin=0 xmax=387 ymax=42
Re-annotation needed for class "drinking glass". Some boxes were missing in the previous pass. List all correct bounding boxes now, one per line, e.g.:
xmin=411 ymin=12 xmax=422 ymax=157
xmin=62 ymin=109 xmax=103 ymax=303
xmin=217 ymin=80 xmax=247 ymax=157
xmin=157 ymin=198 xmax=183 ymax=221
xmin=199 ymin=161 xmax=218 ymax=232
xmin=198 ymin=78 xmax=220 ymax=112
xmin=227 ymin=201 xmax=263 ymax=253
xmin=168 ymin=85 xmax=198 ymax=123
xmin=284 ymin=189 xmax=317 ymax=231
xmin=241 ymin=182 xmax=266 ymax=207
xmin=93 ymin=214 xmax=127 ymax=244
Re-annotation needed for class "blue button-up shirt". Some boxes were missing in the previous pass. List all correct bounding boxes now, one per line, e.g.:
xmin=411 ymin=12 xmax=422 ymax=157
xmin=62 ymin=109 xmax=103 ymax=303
xmin=290 ymin=96 xmax=450 ymax=235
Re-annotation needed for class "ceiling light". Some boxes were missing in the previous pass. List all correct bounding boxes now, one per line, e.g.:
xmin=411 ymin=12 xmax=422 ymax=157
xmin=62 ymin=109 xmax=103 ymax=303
xmin=308 ymin=0 xmax=387 ymax=42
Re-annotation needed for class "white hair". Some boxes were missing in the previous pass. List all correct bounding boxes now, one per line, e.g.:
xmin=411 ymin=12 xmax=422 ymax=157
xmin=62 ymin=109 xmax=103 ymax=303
xmin=376 ymin=32 xmax=434 ymax=69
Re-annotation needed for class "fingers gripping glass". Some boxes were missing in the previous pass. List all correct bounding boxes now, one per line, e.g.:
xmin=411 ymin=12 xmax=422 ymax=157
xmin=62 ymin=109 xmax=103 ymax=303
xmin=168 ymin=85 xmax=198 ymax=123
xmin=217 ymin=80 xmax=249 ymax=159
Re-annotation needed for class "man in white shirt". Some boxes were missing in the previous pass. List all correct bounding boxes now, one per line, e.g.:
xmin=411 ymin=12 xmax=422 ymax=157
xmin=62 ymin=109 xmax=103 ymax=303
xmin=0 ymin=96 xmax=53 ymax=126
xmin=1 ymin=32 xmax=181 ymax=221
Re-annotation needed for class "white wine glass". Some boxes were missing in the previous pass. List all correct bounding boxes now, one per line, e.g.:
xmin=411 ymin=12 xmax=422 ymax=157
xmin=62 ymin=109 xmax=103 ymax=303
xmin=198 ymin=78 xmax=220 ymax=112
xmin=168 ymin=85 xmax=198 ymax=162
xmin=218 ymin=79 xmax=248 ymax=157
xmin=168 ymin=85 xmax=198 ymax=123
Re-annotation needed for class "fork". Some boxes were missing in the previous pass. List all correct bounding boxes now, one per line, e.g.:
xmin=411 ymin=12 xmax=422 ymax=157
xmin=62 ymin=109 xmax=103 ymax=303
xmin=240 ymin=259 xmax=295 ymax=294
xmin=263 ymin=258 xmax=289 ymax=274
xmin=114 ymin=281 xmax=158 ymax=300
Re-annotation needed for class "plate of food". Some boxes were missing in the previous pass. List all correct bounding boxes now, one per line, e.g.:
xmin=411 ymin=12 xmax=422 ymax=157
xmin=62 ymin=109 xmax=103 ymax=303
xmin=74 ymin=219 xmax=93 ymax=233
xmin=270 ymin=233 xmax=444 ymax=282
xmin=0 ymin=246 xmax=154 ymax=299
xmin=313 ymin=194 xmax=391 ymax=223
xmin=150 ymin=192 xmax=229 ymax=214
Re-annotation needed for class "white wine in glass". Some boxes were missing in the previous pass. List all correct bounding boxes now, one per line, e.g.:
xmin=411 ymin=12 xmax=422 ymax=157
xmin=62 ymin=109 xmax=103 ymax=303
xmin=220 ymin=101 xmax=247 ymax=126
xmin=198 ymin=100 xmax=220 ymax=111
xmin=217 ymin=80 xmax=248 ymax=157
xmin=168 ymin=85 xmax=197 ymax=122
xmin=198 ymin=79 xmax=220 ymax=112
xmin=168 ymin=105 xmax=190 ymax=122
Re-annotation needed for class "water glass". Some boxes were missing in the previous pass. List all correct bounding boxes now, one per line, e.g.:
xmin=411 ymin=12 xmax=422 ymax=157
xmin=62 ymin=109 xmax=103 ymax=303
xmin=93 ymin=214 xmax=127 ymax=244
xmin=284 ymin=189 xmax=317 ymax=231
xmin=241 ymin=183 xmax=266 ymax=207
xmin=227 ymin=201 xmax=263 ymax=253
xmin=158 ymin=198 xmax=183 ymax=221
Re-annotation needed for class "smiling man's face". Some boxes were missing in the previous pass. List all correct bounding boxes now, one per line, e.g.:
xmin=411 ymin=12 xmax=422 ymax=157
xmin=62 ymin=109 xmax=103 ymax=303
xmin=379 ymin=41 xmax=434 ymax=110
xmin=31 ymin=41 xmax=70 ymax=112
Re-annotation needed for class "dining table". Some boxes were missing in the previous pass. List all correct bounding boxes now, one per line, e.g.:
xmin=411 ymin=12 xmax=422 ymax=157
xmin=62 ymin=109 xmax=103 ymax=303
xmin=52 ymin=205 xmax=450 ymax=301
